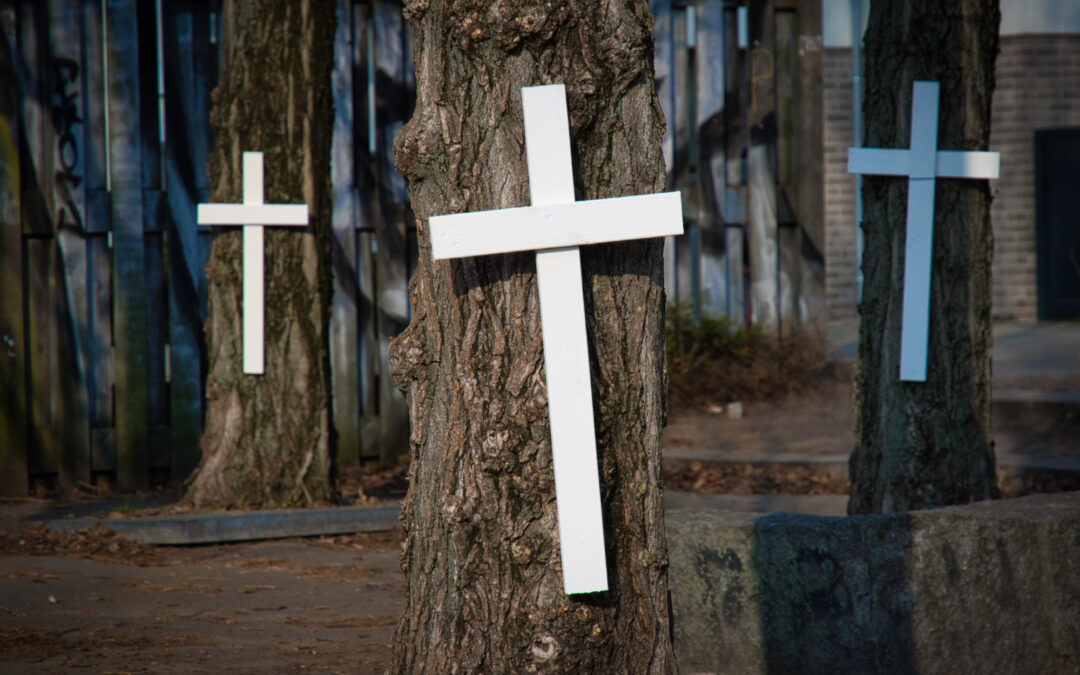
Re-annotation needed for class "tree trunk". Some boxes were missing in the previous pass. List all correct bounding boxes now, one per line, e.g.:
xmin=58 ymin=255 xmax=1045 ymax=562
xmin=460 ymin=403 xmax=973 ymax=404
xmin=386 ymin=1 xmax=676 ymax=672
xmin=182 ymin=0 xmax=336 ymax=508
xmin=849 ymin=0 xmax=1000 ymax=514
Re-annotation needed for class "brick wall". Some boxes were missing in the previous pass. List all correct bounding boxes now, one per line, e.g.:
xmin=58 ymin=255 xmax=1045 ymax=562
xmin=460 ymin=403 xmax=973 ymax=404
xmin=821 ymin=35 xmax=1080 ymax=323
xmin=823 ymin=48 xmax=858 ymax=318
xmin=990 ymin=34 xmax=1080 ymax=321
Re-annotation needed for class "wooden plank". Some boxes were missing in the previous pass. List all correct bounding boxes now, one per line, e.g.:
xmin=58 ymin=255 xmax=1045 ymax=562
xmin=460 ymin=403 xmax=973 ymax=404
xmin=82 ymin=0 xmax=107 ymax=209
xmin=163 ymin=0 xmax=207 ymax=483
xmin=670 ymin=4 xmax=691 ymax=305
xmin=137 ymin=0 xmax=160 ymax=191
xmin=90 ymin=426 xmax=115 ymax=473
xmin=25 ymin=239 xmax=57 ymax=477
xmin=80 ymin=0 xmax=111 ymax=479
xmin=746 ymin=0 xmax=784 ymax=332
xmin=143 ymin=205 xmax=168 ymax=457
xmin=82 ymin=0 xmax=113 ymax=476
xmin=696 ymin=0 xmax=731 ymax=318
xmin=83 ymin=0 xmax=112 ymax=465
xmin=353 ymin=2 xmax=378 ymax=460
xmin=87 ymin=233 xmax=113 ymax=431
xmin=107 ymin=0 xmax=148 ymax=491
xmin=0 ymin=0 xmax=27 ymax=495
xmin=18 ymin=1 xmax=50 ymax=236
xmin=794 ymin=0 xmax=823 ymax=247
xmin=18 ymin=3 xmax=60 ymax=482
xmin=330 ymin=0 xmax=360 ymax=467
xmin=726 ymin=224 xmax=746 ymax=324
xmin=723 ymin=3 xmax=743 ymax=190
xmin=792 ymin=0 xmax=826 ymax=328
xmin=372 ymin=0 xmax=410 ymax=461
xmin=49 ymin=0 xmax=91 ymax=491
xmin=350 ymin=1 xmax=394 ymax=460
xmin=775 ymin=9 xmax=796 ymax=186
xmin=774 ymin=7 xmax=801 ymax=335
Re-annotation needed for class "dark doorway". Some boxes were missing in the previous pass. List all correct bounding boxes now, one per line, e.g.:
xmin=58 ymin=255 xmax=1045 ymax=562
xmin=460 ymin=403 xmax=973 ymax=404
xmin=1035 ymin=128 xmax=1080 ymax=319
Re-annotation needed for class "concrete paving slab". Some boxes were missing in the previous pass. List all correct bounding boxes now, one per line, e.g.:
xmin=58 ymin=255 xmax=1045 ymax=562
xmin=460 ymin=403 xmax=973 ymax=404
xmin=827 ymin=318 xmax=1080 ymax=384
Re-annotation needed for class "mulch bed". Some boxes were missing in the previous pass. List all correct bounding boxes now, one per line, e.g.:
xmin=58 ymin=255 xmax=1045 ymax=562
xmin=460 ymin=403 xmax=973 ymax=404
xmin=662 ymin=460 xmax=849 ymax=496
xmin=0 ymin=524 xmax=163 ymax=566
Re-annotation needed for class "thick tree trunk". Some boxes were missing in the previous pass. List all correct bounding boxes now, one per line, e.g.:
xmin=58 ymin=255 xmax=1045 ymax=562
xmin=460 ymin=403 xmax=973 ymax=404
xmin=183 ymin=0 xmax=335 ymax=508
xmin=849 ymin=0 xmax=1000 ymax=514
xmin=387 ymin=1 xmax=676 ymax=672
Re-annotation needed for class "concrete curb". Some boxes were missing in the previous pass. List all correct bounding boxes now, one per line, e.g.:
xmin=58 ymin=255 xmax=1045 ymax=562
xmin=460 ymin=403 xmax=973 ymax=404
xmin=663 ymin=450 xmax=1080 ymax=479
xmin=45 ymin=504 xmax=401 ymax=545
xmin=667 ymin=492 xmax=1080 ymax=674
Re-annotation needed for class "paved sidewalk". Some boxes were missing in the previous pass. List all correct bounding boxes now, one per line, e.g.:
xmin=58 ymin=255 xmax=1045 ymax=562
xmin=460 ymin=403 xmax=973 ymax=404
xmin=827 ymin=317 xmax=1080 ymax=383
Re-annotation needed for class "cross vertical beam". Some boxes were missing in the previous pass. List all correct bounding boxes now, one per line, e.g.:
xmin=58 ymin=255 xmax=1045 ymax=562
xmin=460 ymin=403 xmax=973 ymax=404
xmin=900 ymin=81 xmax=940 ymax=383
xmin=243 ymin=153 xmax=267 ymax=375
xmin=847 ymin=81 xmax=1000 ymax=382
xmin=523 ymin=85 xmax=607 ymax=596
xmin=196 ymin=152 xmax=308 ymax=375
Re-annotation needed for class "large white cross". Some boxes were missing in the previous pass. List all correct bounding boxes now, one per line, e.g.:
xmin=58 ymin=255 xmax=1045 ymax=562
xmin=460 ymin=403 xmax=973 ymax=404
xmin=429 ymin=85 xmax=683 ymax=595
xmin=197 ymin=152 xmax=308 ymax=375
xmin=848 ymin=81 xmax=999 ymax=382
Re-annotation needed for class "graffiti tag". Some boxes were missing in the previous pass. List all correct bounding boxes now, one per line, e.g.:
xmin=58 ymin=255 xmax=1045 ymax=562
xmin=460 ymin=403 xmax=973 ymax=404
xmin=52 ymin=57 xmax=82 ymax=230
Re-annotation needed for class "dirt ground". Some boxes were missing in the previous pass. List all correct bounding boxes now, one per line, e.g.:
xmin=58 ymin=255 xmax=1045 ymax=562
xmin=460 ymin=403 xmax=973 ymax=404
xmin=2 ymin=372 xmax=1077 ymax=673
xmin=0 ymin=530 xmax=405 ymax=674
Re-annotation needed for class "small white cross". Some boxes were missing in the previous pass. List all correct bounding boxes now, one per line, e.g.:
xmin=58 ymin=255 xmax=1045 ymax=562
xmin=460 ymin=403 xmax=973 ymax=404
xmin=197 ymin=152 xmax=308 ymax=375
xmin=429 ymin=85 xmax=683 ymax=595
xmin=848 ymin=81 xmax=999 ymax=381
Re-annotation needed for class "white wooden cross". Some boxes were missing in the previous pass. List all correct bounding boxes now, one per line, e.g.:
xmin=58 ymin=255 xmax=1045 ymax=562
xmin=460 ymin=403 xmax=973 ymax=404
xmin=429 ymin=84 xmax=682 ymax=595
xmin=848 ymin=81 xmax=999 ymax=381
xmin=197 ymin=152 xmax=308 ymax=375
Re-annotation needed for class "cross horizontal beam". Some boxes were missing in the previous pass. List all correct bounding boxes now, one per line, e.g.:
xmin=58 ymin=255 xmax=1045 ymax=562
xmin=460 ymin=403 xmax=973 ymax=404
xmin=848 ymin=149 xmax=999 ymax=180
xmin=429 ymin=191 xmax=683 ymax=260
xmin=196 ymin=203 xmax=308 ymax=226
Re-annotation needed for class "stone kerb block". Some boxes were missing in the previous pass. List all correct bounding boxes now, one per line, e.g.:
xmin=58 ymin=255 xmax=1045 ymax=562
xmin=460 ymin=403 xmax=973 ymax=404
xmin=667 ymin=492 xmax=1080 ymax=674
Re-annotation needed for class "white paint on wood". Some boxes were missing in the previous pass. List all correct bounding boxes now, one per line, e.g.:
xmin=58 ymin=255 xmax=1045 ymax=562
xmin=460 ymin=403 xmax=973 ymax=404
xmin=429 ymin=84 xmax=683 ymax=595
xmin=846 ymin=81 xmax=1000 ymax=382
xmin=196 ymin=152 xmax=308 ymax=375
xmin=429 ymin=193 xmax=683 ymax=260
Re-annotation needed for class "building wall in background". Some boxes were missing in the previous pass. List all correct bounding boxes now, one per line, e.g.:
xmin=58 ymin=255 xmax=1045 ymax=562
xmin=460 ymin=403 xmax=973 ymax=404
xmin=821 ymin=0 xmax=1080 ymax=322
xmin=990 ymin=34 xmax=1080 ymax=321
xmin=822 ymin=48 xmax=856 ymax=318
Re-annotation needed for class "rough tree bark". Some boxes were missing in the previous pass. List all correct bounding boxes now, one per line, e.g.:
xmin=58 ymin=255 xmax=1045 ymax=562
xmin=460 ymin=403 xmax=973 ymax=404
xmin=849 ymin=0 xmax=1001 ymax=514
xmin=183 ymin=0 xmax=336 ymax=508
xmin=386 ymin=1 xmax=676 ymax=672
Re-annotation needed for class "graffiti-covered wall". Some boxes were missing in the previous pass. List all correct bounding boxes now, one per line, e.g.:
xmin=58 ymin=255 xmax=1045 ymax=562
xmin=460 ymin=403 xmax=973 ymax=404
xmin=652 ymin=0 xmax=825 ymax=333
